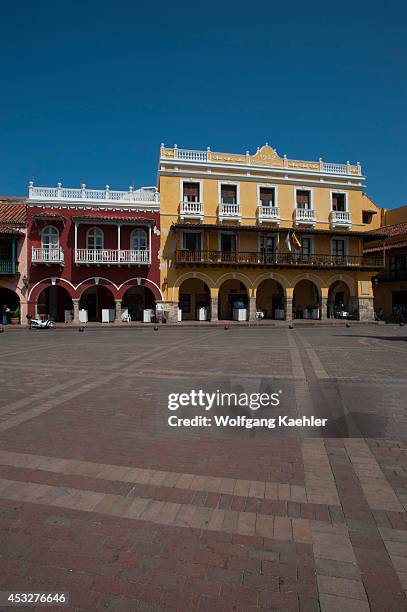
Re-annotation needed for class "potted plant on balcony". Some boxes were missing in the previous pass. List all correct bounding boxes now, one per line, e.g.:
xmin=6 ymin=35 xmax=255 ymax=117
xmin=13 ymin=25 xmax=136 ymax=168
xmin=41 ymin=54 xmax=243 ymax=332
xmin=10 ymin=307 xmax=20 ymax=325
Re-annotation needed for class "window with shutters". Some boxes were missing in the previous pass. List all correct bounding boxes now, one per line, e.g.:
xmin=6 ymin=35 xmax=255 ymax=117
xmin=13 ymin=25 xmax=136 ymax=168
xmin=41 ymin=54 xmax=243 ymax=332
xmin=259 ymin=187 xmax=275 ymax=207
xmin=296 ymin=190 xmax=311 ymax=210
xmin=221 ymin=184 xmax=237 ymax=204
xmin=183 ymin=182 xmax=200 ymax=202
xmin=332 ymin=193 xmax=346 ymax=212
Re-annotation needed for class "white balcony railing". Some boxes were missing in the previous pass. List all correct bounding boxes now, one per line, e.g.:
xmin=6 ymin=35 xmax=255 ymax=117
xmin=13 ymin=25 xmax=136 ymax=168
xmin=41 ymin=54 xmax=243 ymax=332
xmin=161 ymin=146 xmax=363 ymax=176
xmin=180 ymin=201 xmax=204 ymax=218
xmin=330 ymin=210 xmax=352 ymax=227
xmin=219 ymin=202 xmax=241 ymax=219
xmin=32 ymin=247 xmax=64 ymax=264
xmin=258 ymin=205 xmax=280 ymax=222
xmin=295 ymin=208 xmax=316 ymax=224
xmin=75 ymin=249 xmax=150 ymax=265
xmin=28 ymin=183 xmax=159 ymax=207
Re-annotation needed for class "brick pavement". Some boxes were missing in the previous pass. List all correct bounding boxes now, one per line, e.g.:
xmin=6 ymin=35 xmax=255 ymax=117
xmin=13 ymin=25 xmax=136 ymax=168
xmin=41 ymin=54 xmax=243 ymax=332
xmin=0 ymin=326 xmax=407 ymax=610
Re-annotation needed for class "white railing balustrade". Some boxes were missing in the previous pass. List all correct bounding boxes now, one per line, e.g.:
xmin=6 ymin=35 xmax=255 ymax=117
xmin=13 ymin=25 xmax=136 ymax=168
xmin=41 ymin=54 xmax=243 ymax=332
xmin=180 ymin=201 xmax=204 ymax=217
xmin=75 ymin=249 xmax=150 ymax=264
xmin=219 ymin=202 xmax=241 ymax=218
xmin=32 ymin=247 xmax=64 ymax=264
xmin=322 ymin=163 xmax=348 ymax=175
xmin=295 ymin=208 xmax=316 ymax=223
xmin=258 ymin=205 xmax=280 ymax=221
xmin=330 ymin=210 xmax=352 ymax=227
xmin=28 ymin=183 xmax=159 ymax=205
xmin=176 ymin=149 xmax=209 ymax=162
xmin=161 ymin=146 xmax=362 ymax=176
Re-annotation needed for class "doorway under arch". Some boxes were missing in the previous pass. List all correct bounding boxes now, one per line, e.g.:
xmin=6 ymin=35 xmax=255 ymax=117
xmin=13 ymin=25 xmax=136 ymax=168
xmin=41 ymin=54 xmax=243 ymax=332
xmin=178 ymin=278 xmax=211 ymax=321
xmin=218 ymin=279 xmax=249 ymax=321
xmin=79 ymin=285 xmax=115 ymax=322
xmin=0 ymin=287 xmax=20 ymax=323
xmin=293 ymin=279 xmax=320 ymax=320
xmin=121 ymin=285 xmax=156 ymax=321
xmin=37 ymin=285 xmax=74 ymax=322
xmin=256 ymin=279 xmax=285 ymax=320
xmin=328 ymin=281 xmax=351 ymax=318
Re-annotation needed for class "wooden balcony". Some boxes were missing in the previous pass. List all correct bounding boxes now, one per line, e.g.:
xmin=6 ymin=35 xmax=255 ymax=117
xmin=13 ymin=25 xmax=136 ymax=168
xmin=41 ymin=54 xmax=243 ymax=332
xmin=174 ymin=250 xmax=385 ymax=270
xmin=0 ymin=260 xmax=18 ymax=275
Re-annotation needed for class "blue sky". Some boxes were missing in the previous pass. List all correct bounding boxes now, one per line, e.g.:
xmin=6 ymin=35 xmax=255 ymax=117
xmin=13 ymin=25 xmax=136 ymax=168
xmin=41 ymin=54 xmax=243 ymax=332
xmin=0 ymin=1 xmax=406 ymax=208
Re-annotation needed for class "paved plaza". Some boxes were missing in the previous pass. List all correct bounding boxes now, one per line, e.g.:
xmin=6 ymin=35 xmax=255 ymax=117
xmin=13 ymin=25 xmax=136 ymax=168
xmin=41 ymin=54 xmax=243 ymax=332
xmin=0 ymin=325 xmax=407 ymax=611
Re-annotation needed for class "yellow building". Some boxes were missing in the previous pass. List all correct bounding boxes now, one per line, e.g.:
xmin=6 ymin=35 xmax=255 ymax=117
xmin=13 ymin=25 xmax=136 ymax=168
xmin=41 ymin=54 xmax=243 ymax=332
xmin=157 ymin=143 xmax=384 ymax=323
xmin=364 ymin=204 xmax=407 ymax=319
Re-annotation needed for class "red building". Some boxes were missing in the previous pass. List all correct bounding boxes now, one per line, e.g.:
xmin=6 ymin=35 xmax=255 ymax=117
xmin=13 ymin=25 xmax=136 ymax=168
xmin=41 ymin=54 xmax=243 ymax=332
xmin=27 ymin=182 xmax=162 ymax=323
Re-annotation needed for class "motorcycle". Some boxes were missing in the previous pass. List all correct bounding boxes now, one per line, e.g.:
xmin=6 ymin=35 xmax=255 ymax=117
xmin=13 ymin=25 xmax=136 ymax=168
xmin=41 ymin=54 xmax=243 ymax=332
xmin=30 ymin=318 xmax=56 ymax=329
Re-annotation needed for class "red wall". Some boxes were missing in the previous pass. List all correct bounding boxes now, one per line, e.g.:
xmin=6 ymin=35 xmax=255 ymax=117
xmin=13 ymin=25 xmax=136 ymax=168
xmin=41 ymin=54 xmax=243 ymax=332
xmin=27 ymin=205 xmax=161 ymax=312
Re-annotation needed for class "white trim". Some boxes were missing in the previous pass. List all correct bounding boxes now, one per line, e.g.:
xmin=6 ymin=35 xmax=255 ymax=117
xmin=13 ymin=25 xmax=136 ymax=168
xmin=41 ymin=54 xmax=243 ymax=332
xmin=117 ymin=277 xmax=163 ymax=300
xmin=330 ymin=190 xmax=348 ymax=212
xmin=180 ymin=177 xmax=203 ymax=203
xmin=27 ymin=277 xmax=76 ymax=300
xmin=294 ymin=186 xmax=314 ymax=210
xmin=256 ymin=183 xmax=278 ymax=208
xmin=86 ymin=226 xmax=104 ymax=249
xmin=218 ymin=180 xmax=240 ymax=205
xmin=41 ymin=225 xmax=60 ymax=248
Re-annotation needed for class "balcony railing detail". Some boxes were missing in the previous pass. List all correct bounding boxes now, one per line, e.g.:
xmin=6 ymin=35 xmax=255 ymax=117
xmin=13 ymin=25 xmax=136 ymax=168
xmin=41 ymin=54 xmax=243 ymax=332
xmin=175 ymin=250 xmax=384 ymax=269
xmin=295 ymin=208 xmax=316 ymax=224
xmin=0 ymin=260 xmax=18 ymax=275
xmin=219 ymin=202 xmax=241 ymax=219
xmin=32 ymin=247 xmax=64 ymax=264
xmin=258 ymin=205 xmax=280 ymax=222
xmin=75 ymin=249 xmax=150 ymax=264
xmin=161 ymin=146 xmax=362 ymax=176
xmin=180 ymin=201 xmax=204 ymax=218
xmin=330 ymin=210 xmax=352 ymax=227
xmin=28 ymin=183 xmax=159 ymax=206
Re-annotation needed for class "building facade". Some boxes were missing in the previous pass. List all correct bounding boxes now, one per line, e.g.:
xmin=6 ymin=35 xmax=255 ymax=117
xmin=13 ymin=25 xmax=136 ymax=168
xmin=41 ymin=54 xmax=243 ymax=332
xmin=26 ymin=183 xmax=161 ymax=323
xmin=158 ymin=143 xmax=384 ymax=322
xmin=0 ymin=198 xmax=28 ymax=323
xmin=365 ymin=204 xmax=407 ymax=319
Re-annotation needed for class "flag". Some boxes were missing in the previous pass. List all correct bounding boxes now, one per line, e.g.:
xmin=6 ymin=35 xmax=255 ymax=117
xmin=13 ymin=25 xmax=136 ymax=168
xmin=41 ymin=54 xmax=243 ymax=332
xmin=292 ymin=231 xmax=301 ymax=250
xmin=275 ymin=231 xmax=280 ymax=252
xmin=285 ymin=231 xmax=292 ymax=252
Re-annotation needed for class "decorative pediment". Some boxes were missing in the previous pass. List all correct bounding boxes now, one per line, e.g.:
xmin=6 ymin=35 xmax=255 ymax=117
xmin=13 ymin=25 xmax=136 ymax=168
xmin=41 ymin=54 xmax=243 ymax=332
xmin=250 ymin=144 xmax=284 ymax=167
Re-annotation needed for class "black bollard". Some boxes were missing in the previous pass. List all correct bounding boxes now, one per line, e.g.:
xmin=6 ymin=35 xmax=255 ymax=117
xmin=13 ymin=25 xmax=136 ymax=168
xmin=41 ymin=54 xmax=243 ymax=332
xmin=154 ymin=325 xmax=159 ymax=331
xmin=79 ymin=326 xmax=84 ymax=332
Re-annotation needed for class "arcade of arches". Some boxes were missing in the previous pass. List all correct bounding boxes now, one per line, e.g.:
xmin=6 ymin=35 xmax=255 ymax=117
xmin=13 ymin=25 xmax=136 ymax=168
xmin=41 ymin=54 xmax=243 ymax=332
xmin=169 ymin=275 xmax=374 ymax=322
xmin=30 ymin=281 xmax=159 ymax=323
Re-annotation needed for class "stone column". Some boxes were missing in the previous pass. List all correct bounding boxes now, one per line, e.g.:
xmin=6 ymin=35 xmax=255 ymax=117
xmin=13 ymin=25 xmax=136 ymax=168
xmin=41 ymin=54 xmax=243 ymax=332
xmin=357 ymin=297 xmax=375 ymax=321
xmin=156 ymin=301 xmax=179 ymax=323
xmin=285 ymin=297 xmax=293 ymax=322
xmin=115 ymin=299 xmax=122 ymax=322
xmin=72 ymin=299 xmax=80 ymax=324
xmin=248 ymin=296 xmax=257 ymax=322
xmin=210 ymin=297 xmax=218 ymax=322
xmin=320 ymin=297 xmax=328 ymax=320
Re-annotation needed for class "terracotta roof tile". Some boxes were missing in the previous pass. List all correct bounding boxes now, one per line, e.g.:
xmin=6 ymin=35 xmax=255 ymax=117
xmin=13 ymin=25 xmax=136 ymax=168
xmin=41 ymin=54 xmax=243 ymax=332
xmin=0 ymin=198 xmax=27 ymax=224
xmin=0 ymin=224 xmax=25 ymax=236
xmin=367 ymin=222 xmax=407 ymax=237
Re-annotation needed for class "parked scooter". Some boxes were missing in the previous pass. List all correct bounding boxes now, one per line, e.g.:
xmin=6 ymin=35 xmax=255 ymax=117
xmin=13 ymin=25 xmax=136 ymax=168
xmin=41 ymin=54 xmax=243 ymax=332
xmin=30 ymin=318 xmax=56 ymax=329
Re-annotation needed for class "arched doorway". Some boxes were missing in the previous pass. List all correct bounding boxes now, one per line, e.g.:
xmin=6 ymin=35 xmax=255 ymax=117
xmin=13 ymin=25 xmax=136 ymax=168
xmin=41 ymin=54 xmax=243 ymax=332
xmin=37 ymin=285 xmax=74 ymax=322
xmin=256 ymin=279 xmax=285 ymax=320
xmin=178 ymin=278 xmax=210 ymax=321
xmin=293 ymin=279 xmax=320 ymax=320
xmin=218 ymin=279 xmax=248 ymax=321
xmin=79 ymin=285 xmax=115 ymax=322
xmin=0 ymin=287 xmax=20 ymax=324
xmin=121 ymin=285 xmax=156 ymax=321
xmin=328 ymin=281 xmax=351 ymax=318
